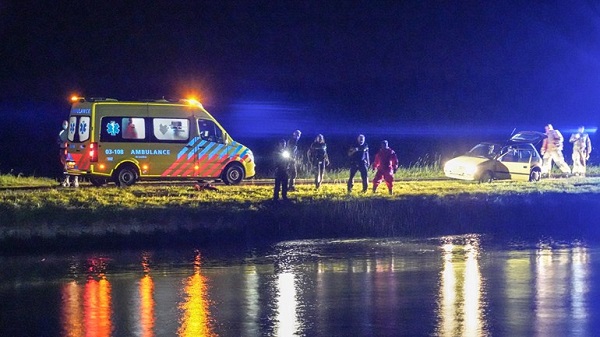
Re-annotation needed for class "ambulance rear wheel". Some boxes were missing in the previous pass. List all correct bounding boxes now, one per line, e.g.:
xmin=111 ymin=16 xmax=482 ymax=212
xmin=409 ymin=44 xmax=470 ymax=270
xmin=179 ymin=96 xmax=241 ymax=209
xmin=89 ymin=177 xmax=108 ymax=187
xmin=222 ymin=163 xmax=244 ymax=185
xmin=114 ymin=165 xmax=138 ymax=187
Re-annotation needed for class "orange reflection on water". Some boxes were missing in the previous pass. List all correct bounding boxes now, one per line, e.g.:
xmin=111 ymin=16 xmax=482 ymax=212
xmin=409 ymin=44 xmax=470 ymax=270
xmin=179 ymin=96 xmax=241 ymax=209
xmin=84 ymin=277 xmax=112 ymax=337
xmin=178 ymin=253 xmax=215 ymax=337
xmin=139 ymin=275 xmax=155 ymax=337
xmin=62 ymin=281 xmax=84 ymax=337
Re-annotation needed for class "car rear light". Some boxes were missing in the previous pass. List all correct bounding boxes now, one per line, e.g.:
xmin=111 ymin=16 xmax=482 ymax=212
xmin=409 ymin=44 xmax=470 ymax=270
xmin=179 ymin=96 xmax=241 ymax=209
xmin=89 ymin=142 xmax=98 ymax=162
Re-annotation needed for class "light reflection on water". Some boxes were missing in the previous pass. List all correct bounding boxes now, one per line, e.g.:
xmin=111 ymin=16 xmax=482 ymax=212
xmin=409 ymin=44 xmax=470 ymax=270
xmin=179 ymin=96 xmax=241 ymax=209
xmin=437 ymin=238 xmax=486 ymax=337
xmin=2 ymin=236 xmax=599 ymax=336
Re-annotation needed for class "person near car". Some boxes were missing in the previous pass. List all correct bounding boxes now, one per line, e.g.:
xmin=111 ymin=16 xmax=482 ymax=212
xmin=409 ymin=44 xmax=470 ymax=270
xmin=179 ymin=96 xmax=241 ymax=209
xmin=307 ymin=134 xmax=329 ymax=189
xmin=58 ymin=120 xmax=79 ymax=187
xmin=541 ymin=124 xmax=571 ymax=177
xmin=347 ymin=134 xmax=370 ymax=193
xmin=287 ymin=129 xmax=302 ymax=191
xmin=372 ymin=140 xmax=399 ymax=194
xmin=569 ymin=125 xmax=592 ymax=176
xmin=273 ymin=139 xmax=291 ymax=201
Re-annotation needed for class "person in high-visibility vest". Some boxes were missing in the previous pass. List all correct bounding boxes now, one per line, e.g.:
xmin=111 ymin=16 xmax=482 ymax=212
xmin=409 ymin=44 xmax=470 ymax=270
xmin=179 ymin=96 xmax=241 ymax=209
xmin=569 ymin=125 xmax=592 ymax=177
xmin=541 ymin=124 xmax=571 ymax=178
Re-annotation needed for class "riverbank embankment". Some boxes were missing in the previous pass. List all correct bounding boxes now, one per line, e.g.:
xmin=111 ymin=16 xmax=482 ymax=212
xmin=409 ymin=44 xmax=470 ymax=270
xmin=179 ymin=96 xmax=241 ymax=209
xmin=1 ymin=179 xmax=599 ymax=254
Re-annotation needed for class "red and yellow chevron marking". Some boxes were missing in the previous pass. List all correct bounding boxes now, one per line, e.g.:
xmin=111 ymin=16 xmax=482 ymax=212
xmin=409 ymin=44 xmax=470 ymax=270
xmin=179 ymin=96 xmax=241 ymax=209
xmin=160 ymin=141 xmax=250 ymax=178
xmin=68 ymin=153 xmax=91 ymax=171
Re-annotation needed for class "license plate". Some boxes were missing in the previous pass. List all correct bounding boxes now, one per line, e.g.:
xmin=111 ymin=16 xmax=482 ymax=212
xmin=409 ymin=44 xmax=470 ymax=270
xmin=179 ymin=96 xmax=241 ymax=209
xmin=67 ymin=162 xmax=76 ymax=169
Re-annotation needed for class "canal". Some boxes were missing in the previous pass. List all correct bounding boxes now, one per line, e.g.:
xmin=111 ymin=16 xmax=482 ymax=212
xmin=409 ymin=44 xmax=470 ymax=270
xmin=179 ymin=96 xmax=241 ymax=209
xmin=1 ymin=234 xmax=599 ymax=336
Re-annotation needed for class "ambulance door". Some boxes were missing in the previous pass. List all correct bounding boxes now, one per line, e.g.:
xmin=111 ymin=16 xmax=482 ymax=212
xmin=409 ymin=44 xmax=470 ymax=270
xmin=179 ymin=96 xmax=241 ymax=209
xmin=196 ymin=119 xmax=227 ymax=178
xmin=150 ymin=117 xmax=193 ymax=177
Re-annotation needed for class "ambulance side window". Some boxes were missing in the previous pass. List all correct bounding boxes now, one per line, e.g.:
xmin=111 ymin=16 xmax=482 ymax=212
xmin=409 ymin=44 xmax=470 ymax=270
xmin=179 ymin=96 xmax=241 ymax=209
xmin=152 ymin=118 xmax=189 ymax=142
xmin=198 ymin=119 xmax=223 ymax=143
xmin=122 ymin=118 xmax=146 ymax=140
xmin=100 ymin=117 xmax=148 ymax=142
xmin=100 ymin=118 xmax=125 ymax=142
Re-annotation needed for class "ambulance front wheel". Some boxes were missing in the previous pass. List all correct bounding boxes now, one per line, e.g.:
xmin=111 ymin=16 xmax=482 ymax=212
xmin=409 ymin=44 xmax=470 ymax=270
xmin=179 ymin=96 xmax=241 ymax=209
xmin=222 ymin=163 xmax=244 ymax=185
xmin=114 ymin=165 xmax=138 ymax=187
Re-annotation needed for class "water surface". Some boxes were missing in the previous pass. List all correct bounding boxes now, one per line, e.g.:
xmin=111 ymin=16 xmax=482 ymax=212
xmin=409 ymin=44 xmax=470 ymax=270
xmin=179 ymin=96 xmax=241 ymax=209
xmin=1 ymin=235 xmax=599 ymax=336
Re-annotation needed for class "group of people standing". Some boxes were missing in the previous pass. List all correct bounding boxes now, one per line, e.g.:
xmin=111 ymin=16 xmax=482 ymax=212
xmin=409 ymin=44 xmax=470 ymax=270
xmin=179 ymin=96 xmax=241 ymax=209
xmin=272 ymin=131 xmax=399 ymax=201
xmin=541 ymin=124 xmax=593 ymax=177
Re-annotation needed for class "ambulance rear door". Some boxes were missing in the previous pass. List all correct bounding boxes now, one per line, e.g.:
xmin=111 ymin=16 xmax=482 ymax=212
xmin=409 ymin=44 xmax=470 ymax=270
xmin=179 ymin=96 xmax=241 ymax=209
xmin=66 ymin=105 xmax=92 ymax=172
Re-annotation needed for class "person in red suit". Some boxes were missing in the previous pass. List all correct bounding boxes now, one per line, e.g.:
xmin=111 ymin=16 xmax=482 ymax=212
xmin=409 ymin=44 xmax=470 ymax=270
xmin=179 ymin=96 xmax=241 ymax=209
xmin=372 ymin=140 xmax=398 ymax=194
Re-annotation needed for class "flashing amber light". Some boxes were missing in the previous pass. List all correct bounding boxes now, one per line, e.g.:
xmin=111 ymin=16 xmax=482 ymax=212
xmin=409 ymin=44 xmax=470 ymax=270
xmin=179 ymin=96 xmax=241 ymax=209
xmin=142 ymin=164 xmax=149 ymax=171
xmin=99 ymin=164 xmax=106 ymax=170
xmin=186 ymin=98 xmax=203 ymax=108
xmin=71 ymin=95 xmax=80 ymax=102
xmin=194 ymin=165 xmax=200 ymax=170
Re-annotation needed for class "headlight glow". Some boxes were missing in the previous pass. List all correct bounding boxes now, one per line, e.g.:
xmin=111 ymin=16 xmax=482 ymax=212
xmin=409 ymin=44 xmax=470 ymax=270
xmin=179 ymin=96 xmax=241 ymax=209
xmin=463 ymin=164 xmax=478 ymax=175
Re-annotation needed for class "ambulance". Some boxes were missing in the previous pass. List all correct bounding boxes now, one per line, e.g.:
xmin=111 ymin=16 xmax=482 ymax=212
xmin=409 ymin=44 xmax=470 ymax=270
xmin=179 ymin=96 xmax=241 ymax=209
xmin=65 ymin=96 xmax=255 ymax=186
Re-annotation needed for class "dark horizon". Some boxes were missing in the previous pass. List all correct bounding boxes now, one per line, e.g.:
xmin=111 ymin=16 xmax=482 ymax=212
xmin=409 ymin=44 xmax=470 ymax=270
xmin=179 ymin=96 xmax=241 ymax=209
xmin=1 ymin=1 xmax=599 ymax=176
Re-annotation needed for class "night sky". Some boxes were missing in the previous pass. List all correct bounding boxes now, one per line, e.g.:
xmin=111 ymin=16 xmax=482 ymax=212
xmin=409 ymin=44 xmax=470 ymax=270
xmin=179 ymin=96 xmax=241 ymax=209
xmin=1 ymin=1 xmax=599 ymax=175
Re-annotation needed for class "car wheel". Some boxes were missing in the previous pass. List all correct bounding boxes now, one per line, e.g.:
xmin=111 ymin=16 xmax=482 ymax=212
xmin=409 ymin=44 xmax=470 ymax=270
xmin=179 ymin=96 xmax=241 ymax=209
xmin=529 ymin=168 xmax=541 ymax=182
xmin=89 ymin=177 xmax=108 ymax=187
xmin=222 ymin=163 xmax=244 ymax=185
xmin=114 ymin=165 xmax=138 ymax=187
xmin=478 ymin=170 xmax=493 ymax=183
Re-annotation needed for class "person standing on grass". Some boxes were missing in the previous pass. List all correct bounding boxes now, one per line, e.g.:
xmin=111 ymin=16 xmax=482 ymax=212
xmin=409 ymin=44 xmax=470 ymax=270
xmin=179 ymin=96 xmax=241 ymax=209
xmin=541 ymin=124 xmax=571 ymax=178
xmin=287 ymin=129 xmax=302 ymax=191
xmin=57 ymin=120 xmax=79 ymax=188
xmin=569 ymin=125 xmax=592 ymax=177
xmin=347 ymin=134 xmax=370 ymax=193
xmin=273 ymin=139 xmax=291 ymax=201
xmin=372 ymin=140 xmax=398 ymax=194
xmin=307 ymin=134 xmax=329 ymax=189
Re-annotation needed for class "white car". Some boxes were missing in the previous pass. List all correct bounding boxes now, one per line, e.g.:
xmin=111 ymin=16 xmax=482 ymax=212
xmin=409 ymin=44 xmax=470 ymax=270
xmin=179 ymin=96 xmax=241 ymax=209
xmin=444 ymin=131 xmax=546 ymax=183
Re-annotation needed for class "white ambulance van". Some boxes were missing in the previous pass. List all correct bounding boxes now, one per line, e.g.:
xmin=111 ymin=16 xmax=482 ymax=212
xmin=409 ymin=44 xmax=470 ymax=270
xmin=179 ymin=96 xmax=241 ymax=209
xmin=65 ymin=97 xmax=255 ymax=186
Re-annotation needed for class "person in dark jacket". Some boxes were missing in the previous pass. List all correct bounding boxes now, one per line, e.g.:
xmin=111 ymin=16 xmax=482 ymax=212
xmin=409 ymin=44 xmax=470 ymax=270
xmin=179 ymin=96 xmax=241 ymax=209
xmin=274 ymin=139 xmax=291 ymax=201
xmin=307 ymin=134 xmax=329 ymax=189
xmin=287 ymin=129 xmax=302 ymax=191
xmin=372 ymin=140 xmax=398 ymax=194
xmin=347 ymin=134 xmax=370 ymax=193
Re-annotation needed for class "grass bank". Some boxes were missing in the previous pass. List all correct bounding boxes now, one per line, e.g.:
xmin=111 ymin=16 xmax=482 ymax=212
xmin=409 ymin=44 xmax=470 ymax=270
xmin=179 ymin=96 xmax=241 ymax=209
xmin=1 ymin=177 xmax=600 ymax=253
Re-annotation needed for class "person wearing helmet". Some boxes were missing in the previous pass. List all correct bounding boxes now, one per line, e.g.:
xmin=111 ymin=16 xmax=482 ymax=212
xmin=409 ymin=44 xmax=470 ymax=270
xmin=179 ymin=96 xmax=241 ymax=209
xmin=347 ymin=134 xmax=370 ymax=193
xmin=372 ymin=140 xmax=398 ymax=194
xmin=273 ymin=139 xmax=291 ymax=201
xmin=307 ymin=134 xmax=330 ymax=189
xmin=569 ymin=125 xmax=592 ymax=176
xmin=57 ymin=120 xmax=79 ymax=187
xmin=541 ymin=124 xmax=571 ymax=178
xmin=287 ymin=129 xmax=302 ymax=191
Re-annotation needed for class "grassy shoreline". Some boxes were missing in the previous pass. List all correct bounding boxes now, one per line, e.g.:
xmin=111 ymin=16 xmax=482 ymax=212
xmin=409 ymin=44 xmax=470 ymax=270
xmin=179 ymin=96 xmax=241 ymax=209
xmin=2 ymin=177 xmax=600 ymax=253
